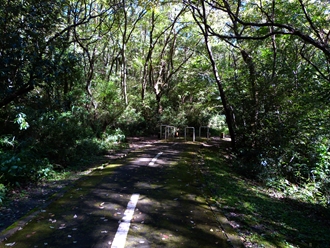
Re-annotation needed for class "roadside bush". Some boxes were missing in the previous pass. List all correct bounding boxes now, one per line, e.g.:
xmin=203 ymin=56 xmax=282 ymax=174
xmin=249 ymin=137 xmax=330 ymax=206
xmin=31 ymin=110 xmax=93 ymax=164
xmin=102 ymin=128 xmax=126 ymax=143
xmin=0 ymin=183 xmax=6 ymax=204
xmin=75 ymin=138 xmax=106 ymax=157
xmin=208 ymin=114 xmax=228 ymax=135
xmin=0 ymin=147 xmax=55 ymax=185
xmin=160 ymin=107 xmax=188 ymax=128
xmin=234 ymin=148 xmax=264 ymax=179
xmin=117 ymin=107 xmax=148 ymax=136
xmin=74 ymin=129 xmax=127 ymax=157
xmin=0 ymin=109 xmax=92 ymax=186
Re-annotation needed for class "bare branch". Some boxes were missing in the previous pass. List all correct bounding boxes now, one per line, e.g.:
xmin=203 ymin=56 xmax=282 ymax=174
xmin=205 ymin=0 xmax=330 ymax=58
xmin=298 ymin=0 xmax=323 ymax=42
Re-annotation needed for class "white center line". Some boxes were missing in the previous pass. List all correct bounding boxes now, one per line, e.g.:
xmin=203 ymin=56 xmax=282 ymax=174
xmin=111 ymin=193 xmax=140 ymax=248
xmin=148 ymin=152 xmax=163 ymax=166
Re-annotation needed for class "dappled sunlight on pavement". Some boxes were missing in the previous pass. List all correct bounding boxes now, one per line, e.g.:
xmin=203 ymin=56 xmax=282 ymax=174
xmin=0 ymin=141 xmax=240 ymax=248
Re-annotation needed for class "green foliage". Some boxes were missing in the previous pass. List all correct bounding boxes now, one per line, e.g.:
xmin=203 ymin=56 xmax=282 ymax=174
xmin=200 ymin=147 xmax=330 ymax=247
xmin=208 ymin=114 xmax=228 ymax=134
xmin=102 ymin=128 xmax=126 ymax=144
xmin=117 ymin=106 xmax=147 ymax=136
xmin=0 ymin=0 xmax=329 ymax=210
xmin=312 ymin=140 xmax=330 ymax=204
xmin=0 ymin=0 xmax=73 ymax=107
xmin=0 ymin=108 xmax=128 ymax=188
xmin=14 ymin=113 xmax=30 ymax=130
xmin=212 ymin=15 xmax=330 ymax=204
xmin=0 ymin=148 xmax=54 ymax=185
xmin=160 ymin=106 xmax=188 ymax=128
xmin=0 ymin=183 xmax=6 ymax=204
xmin=0 ymin=135 xmax=16 ymax=148
xmin=31 ymin=111 xmax=88 ymax=163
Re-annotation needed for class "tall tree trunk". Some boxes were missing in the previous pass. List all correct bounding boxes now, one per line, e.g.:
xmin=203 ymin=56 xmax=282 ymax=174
xmin=205 ymin=37 xmax=236 ymax=150
xmin=121 ymin=42 xmax=128 ymax=105
xmin=121 ymin=0 xmax=128 ymax=106
xmin=141 ymin=10 xmax=155 ymax=101
xmin=190 ymin=1 xmax=236 ymax=150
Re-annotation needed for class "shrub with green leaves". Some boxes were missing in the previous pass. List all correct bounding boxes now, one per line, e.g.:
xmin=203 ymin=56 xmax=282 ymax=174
xmin=0 ymin=183 xmax=6 ymax=204
xmin=208 ymin=114 xmax=228 ymax=135
xmin=102 ymin=128 xmax=126 ymax=143
xmin=0 ymin=148 xmax=54 ymax=185
xmin=117 ymin=107 xmax=148 ymax=136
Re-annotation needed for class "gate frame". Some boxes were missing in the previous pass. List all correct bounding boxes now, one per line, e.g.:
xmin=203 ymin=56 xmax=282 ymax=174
xmin=159 ymin=124 xmax=168 ymax=139
xmin=199 ymin=126 xmax=210 ymax=139
xmin=165 ymin=125 xmax=176 ymax=141
xmin=184 ymin=127 xmax=195 ymax=142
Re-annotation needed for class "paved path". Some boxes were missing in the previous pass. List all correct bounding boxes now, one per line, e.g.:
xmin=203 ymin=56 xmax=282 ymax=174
xmin=0 ymin=142 xmax=237 ymax=248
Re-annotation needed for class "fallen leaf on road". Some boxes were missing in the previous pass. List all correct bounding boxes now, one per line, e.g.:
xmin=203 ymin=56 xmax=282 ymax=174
xmin=5 ymin=242 xmax=16 ymax=246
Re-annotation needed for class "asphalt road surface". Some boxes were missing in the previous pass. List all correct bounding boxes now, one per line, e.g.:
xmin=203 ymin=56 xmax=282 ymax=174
xmin=0 ymin=141 xmax=238 ymax=248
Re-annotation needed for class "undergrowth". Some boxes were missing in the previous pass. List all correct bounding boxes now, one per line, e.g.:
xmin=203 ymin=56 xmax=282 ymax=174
xmin=198 ymin=145 xmax=330 ymax=248
xmin=0 ymin=130 xmax=128 ymax=205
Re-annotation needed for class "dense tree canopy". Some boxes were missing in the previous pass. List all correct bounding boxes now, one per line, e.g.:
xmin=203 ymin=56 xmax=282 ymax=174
xmin=1 ymin=0 xmax=330 ymax=205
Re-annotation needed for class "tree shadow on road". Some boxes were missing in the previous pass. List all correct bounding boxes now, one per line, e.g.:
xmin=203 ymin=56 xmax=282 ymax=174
xmin=0 ymin=141 xmax=235 ymax=248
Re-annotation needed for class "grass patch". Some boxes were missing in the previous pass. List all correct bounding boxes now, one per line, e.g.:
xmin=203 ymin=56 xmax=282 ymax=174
xmin=198 ymin=145 xmax=330 ymax=248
